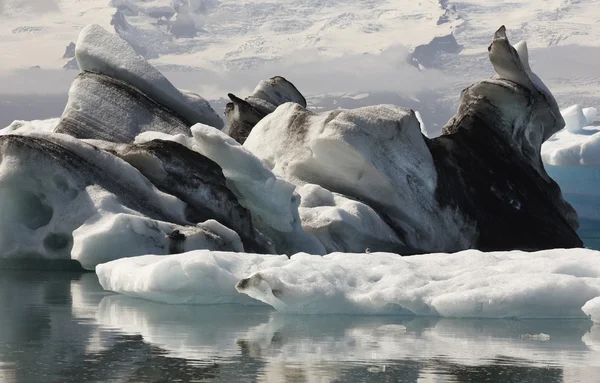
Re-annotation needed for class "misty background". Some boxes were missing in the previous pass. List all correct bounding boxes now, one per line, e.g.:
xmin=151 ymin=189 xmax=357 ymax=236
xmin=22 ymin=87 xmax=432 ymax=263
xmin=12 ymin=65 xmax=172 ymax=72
xmin=0 ymin=0 xmax=599 ymax=137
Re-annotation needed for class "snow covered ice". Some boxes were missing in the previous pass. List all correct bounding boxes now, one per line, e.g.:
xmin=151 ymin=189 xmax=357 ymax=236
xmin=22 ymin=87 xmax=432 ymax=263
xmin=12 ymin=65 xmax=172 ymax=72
xmin=542 ymin=105 xmax=600 ymax=167
xmin=98 ymin=248 xmax=600 ymax=320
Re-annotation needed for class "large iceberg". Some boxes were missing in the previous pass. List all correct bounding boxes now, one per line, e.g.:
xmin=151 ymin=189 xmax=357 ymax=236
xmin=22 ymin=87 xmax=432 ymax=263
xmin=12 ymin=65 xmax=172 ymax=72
xmin=0 ymin=25 xmax=586 ymax=271
xmin=97 ymin=248 xmax=600 ymax=319
xmin=244 ymin=26 xmax=580 ymax=252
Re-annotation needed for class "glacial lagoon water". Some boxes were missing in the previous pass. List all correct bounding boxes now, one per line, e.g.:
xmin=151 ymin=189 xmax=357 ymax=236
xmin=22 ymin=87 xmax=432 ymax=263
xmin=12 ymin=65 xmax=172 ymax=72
xmin=1 ymin=271 xmax=600 ymax=383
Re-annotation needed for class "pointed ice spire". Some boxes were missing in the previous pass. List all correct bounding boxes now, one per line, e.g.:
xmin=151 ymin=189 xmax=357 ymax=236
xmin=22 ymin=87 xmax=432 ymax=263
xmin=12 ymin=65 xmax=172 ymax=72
xmin=488 ymin=26 xmax=531 ymax=89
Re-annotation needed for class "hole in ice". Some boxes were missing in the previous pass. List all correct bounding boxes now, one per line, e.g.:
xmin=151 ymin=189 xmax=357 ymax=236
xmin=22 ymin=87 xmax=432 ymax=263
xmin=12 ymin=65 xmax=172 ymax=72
xmin=368 ymin=274 xmax=383 ymax=283
xmin=53 ymin=175 xmax=69 ymax=192
xmin=0 ymin=187 xmax=53 ymax=230
xmin=43 ymin=233 xmax=73 ymax=252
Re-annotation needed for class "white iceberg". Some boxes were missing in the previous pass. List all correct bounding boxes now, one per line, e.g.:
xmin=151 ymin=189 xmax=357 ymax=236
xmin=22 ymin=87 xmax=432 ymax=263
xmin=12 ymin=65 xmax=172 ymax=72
xmin=541 ymin=104 xmax=600 ymax=167
xmin=0 ymin=131 xmax=241 ymax=270
xmin=561 ymin=104 xmax=589 ymax=133
xmin=98 ymin=248 xmax=600 ymax=319
xmin=243 ymin=103 xmax=473 ymax=253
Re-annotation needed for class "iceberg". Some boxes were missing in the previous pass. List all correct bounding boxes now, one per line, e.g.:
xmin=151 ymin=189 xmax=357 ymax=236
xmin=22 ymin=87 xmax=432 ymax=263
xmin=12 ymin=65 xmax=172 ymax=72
xmin=0 ymin=132 xmax=243 ymax=269
xmin=74 ymin=24 xmax=221 ymax=128
xmin=55 ymin=24 xmax=222 ymax=143
xmin=84 ymin=138 xmax=272 ymax=253
xmin=540 ymin=104 xmax=600 ymax=249
xmin=224 ymin=76 xmax=307 ymax=144
xmin=244 ymin=26 xmax=580 ymax=252
xmin=135 ymin=125 xmax=326 ymax=255
xmin=561 ymin=104 xmax=589 ymax=133
xmin=97 ymin=248 xmax=600 ymax=319
xmin=0 ymin=25 xmax=585 ymax=270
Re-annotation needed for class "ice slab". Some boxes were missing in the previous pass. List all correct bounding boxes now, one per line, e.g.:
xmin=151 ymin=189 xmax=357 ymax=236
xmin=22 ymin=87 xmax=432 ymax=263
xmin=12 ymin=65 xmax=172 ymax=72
xmin=98 ymin=248 xmax=600 ymax=319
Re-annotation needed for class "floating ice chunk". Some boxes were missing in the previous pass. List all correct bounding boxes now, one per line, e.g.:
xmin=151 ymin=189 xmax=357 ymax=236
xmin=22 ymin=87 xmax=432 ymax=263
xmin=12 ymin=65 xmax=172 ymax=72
xmin=75 ymin=24 xmax=222 ymax=128
xmin=542 ymin=125 xmax=600 ymax=166
xmin=584 ymin=107 xmax=598 ymax=125
xmin=519 ymin=333 xmax=550 ymax=341
xmin=561 ymin=104 xmax=588 ymax=133
xmin=0 ymin=130 xmax=247 ymax=269
xmin=97 ymin=251 xmax=288 ymax=305
xmin=72 ymin=191 xmax=243 ymax=270
xmin=98 ymin=248 xmax=600 ymax=318
xmin=583 ymin=297 xmax=600 ymax=323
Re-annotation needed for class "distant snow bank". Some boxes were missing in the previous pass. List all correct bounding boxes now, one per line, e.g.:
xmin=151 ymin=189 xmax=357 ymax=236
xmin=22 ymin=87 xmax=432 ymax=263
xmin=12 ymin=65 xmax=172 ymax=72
xmin=98 ymin=248 xmax=600 ymax=320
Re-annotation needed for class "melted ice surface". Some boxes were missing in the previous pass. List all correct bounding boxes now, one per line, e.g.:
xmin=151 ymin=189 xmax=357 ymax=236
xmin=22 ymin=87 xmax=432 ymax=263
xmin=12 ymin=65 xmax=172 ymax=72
xmin=98 ymin=248 xmax=600 ymax=320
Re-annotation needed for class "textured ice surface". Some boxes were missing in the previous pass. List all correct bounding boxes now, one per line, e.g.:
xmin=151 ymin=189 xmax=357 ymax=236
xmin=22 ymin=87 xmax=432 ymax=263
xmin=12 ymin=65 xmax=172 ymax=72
xmin=135 ymin=126 xmax=325 ymax=255
xmin=98 ymin=248 xmax=600 ymax=319
xmin=97 ymin=251 xmax=288 ymax=305
xmin=297 ymin=184 xmax=403 ymax=253
xmin=75 ymin=24 xmax=222 ymax=128
xmin=73 ymin=199 xmax=243 ymax=270
xmin=0 ymin=130 xmax=239 ymax=269
xmin=542 ymin=105 xmax=600 ymax=167
xmin=244 ymin=103 xmax=473 ymax=253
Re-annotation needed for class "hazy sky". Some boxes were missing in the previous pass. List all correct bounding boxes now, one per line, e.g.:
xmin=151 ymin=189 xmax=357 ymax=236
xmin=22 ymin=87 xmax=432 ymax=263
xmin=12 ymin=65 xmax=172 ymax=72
xmin=0 ymin=44 xmax=448 ymax=99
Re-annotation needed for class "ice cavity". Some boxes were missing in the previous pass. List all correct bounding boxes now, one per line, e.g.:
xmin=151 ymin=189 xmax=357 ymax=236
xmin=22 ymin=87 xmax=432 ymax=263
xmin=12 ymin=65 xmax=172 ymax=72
xmin=70 ymin=24 xmax=222 ymax=129
xmin=244 ymin=103 xmax=474 ymax=253
xmin=97 ymin=248 xmax=600 ymax=319
xmin=135 ymin=126 xmax=326 ymax=255
xmin=0 ymin=131 xmax=239 ymax=270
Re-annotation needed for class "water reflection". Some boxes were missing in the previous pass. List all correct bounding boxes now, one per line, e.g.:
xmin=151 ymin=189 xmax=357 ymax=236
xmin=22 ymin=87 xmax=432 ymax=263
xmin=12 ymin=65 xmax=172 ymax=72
xmin=1 ymin=271 xmax=600 ymax=382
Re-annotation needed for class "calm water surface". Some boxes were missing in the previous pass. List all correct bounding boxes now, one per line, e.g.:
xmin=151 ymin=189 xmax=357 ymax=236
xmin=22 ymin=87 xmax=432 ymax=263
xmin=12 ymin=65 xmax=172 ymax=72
xmin=1 ymin=270 xmax=600 ymax=383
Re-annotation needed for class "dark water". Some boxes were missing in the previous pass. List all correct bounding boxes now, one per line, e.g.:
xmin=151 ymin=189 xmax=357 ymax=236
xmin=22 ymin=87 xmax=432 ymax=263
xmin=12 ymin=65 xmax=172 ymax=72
xmin=0 ymin=271 xmax=599 ymax=383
